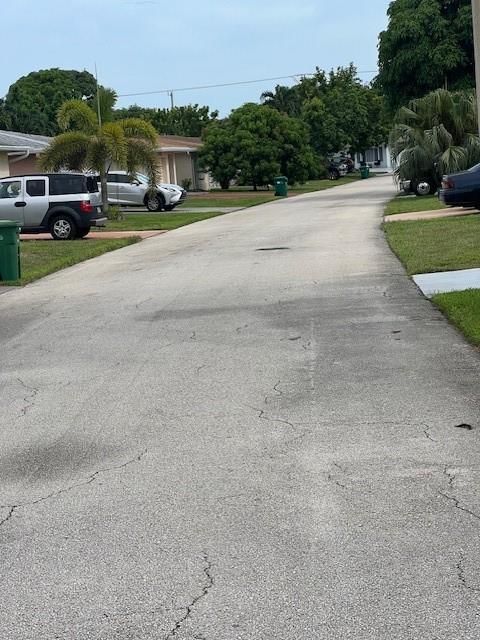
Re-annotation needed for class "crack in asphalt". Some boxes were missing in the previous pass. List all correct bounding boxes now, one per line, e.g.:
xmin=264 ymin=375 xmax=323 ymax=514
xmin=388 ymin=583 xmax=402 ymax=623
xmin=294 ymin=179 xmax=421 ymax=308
xmin=164 ymin=552 xmax=214 ymax=639
xmin=443 ymin=465 xmax=456 ymax=489
xmin=0 ymin=450 xmax=147 ymax=531
xmin=16 ymin=377 xmax=39 ymax=417
xmin=438 ymin=491 xmax=480 ymax=522
xmin=0 ymin=507 xmax=15 ymax=528
xmin=423 ymin=424 xmax=437 ymax=442
xmin=457 ymin=553 xmax=480 ymax=593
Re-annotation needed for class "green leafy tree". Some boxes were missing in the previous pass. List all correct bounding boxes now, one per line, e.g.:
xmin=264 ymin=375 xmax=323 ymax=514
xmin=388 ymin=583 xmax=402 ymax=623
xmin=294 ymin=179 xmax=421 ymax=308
xmin=40 ymin=88 xmax=159 ymax=213
xmin=114 ymin=104 xmax=218 ymax=137
xmin=262 ymin=65 xmax=390 ymax=158
xmin=390 ymin=89 xmax=480 ymax=187
xmin=2 ymin=69 xmax=99 ymax=135
xmin=377 ymin=0 xmax=474 ymax=112
xmin=199 ymin=121 xmax=237 ymax=189
xmin=200 ymin=103 xmax=315 ymax=190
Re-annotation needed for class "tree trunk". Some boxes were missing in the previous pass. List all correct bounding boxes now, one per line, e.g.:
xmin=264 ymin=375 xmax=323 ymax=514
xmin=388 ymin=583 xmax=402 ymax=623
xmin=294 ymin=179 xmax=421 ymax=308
xmin=100 ymin=167 xmax=109 ymax=215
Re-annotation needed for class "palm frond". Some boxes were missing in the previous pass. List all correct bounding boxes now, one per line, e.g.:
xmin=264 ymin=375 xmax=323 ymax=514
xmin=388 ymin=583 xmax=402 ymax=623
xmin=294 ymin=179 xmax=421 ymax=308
xmin=125 ymin=139 xmax=159 ymax=187
xmin=117 ymin=118 xmax=157 ymax=144
xmin=39 ymin=132 xmax=91 ymax=171
xmin=57 ymin=99 xmax=98 ymax=133
xmin=101 ymin=122 xmax=128 ymax=166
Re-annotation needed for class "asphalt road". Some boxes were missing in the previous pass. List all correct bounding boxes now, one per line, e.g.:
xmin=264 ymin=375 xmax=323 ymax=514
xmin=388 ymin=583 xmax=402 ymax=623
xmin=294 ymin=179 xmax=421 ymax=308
xmin=1 ymin=176 xmax=480 ymax=639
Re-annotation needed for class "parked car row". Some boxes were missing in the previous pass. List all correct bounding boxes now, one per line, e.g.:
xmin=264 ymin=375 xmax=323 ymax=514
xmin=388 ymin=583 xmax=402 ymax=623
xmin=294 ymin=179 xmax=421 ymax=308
xmin=0 ymin=172 xmax=187 ymax=239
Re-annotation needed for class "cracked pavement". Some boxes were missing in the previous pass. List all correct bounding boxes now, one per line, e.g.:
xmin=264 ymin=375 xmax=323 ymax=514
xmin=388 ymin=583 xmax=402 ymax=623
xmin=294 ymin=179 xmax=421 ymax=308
xmin=2 ymin=176 xmax=480 ymax=638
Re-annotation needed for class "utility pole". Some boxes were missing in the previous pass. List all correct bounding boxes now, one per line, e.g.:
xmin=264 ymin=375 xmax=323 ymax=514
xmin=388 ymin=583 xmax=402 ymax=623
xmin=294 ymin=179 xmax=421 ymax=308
xmin=169 ymin=91 xmax=174 ymax=109
xmin=95 ymin=63 xmax=102 ymax=127
xmin=473 ymin=0 xmax=480 ymax=134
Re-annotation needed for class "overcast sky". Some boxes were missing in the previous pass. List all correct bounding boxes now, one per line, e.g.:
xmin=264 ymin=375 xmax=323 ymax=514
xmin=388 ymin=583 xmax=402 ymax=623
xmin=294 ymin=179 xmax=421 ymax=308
xmin=3 ymin=0 xmax=392 ymax=115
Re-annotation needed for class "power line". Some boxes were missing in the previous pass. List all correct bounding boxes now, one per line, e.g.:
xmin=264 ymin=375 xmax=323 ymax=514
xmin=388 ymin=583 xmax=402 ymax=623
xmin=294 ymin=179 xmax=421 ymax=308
xmin=117 ymin=70 xmax=378 ymax=99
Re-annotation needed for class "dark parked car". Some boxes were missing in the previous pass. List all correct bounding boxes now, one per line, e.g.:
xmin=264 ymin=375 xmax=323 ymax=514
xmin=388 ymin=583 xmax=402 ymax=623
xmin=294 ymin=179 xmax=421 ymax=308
xmin=438 ymin=163 xmax=480 ymax=208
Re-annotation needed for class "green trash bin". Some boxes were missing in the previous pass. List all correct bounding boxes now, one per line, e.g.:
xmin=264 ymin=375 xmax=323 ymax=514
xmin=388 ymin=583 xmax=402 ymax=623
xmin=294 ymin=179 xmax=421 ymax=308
xmin=274 ymin=176 xmax=288 ymax=197
xmin=360 ymin=165 xmax=370 ymax=179
xmin=0 ymin=220 xmax=21 ymax=281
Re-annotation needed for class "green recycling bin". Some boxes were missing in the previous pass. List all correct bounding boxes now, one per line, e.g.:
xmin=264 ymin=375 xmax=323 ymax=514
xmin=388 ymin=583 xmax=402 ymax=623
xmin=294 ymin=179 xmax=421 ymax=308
xmin=0 ymin=220 xmax=21 ymax=281
xmin=360 ymin=165 xmax=370 ymax=179
xmin=274 ymin=176 xmax=288 ymax=197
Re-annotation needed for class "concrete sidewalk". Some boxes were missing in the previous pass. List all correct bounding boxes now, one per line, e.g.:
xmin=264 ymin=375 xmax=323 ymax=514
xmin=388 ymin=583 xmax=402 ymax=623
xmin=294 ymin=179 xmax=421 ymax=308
xmin=384 ymin=206 xmax=476 ymax=222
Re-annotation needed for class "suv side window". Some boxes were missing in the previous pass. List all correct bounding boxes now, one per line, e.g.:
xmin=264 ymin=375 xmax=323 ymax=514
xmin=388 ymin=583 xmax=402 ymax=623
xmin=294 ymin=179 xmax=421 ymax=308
xmin=26 ymin=179 xmax=46 ymax=197
xmin=0 ymin=180 xmax=21 ymax=199
xmin=106 ymin=174 xmax=118 ymax=183
xmin=49 ymin=175 xmax=85 ymax=196
xmin=117 ymin=175 xmax=133 ymax=184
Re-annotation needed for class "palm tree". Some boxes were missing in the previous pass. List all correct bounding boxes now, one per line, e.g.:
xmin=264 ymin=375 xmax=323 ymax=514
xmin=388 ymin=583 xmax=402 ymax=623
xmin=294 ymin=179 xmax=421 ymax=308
xmin=40 ymin=88 xmax=159 ymax=213
xmin=261 ymin=84 xmax=302 ymax=117
xmin=390 ymin=89 xmax=480 ymax=189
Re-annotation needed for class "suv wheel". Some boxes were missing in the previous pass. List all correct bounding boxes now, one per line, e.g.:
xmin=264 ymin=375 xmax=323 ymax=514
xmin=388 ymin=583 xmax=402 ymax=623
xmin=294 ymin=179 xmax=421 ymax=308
xmin=145 ymin=192 xmax=165 ymax=212
xmin=50 ymin=215 xmax=77 ymax=240
xmin=77 ymin=227 xmax=91 ymax=238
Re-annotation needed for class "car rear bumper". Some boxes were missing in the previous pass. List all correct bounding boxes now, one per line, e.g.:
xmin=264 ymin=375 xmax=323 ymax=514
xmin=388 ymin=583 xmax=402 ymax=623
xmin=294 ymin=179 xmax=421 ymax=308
xmin=438 ymin=189 xmax=475 ymax=206
xmin=91 ymin=217 xmax=107 ymax=227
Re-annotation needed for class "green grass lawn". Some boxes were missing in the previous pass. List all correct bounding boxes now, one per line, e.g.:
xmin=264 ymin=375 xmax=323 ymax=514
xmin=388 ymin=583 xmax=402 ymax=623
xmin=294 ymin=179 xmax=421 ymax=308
xmin=4 ymin=238 xmax=139 ymax=286
xmin=104 ymin=211 xmax=225 ymax=231
xmin=384 ymin=215 xmax=480 ymax=275
xmin=184 ymin=175 xmax=362 ymax=208
xmin=289 ymin=175 xmax=361 ymax=193
xmin=384 ymin=194 xmax=445 ymax=216
xmin=432 ymin=290 xmax=480 ymax=347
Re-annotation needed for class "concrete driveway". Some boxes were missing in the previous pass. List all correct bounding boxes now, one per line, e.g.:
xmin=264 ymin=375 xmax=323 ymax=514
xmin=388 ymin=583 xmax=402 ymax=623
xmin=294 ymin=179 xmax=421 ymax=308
xmin=1 ymin=176 xmax=480 ymax=639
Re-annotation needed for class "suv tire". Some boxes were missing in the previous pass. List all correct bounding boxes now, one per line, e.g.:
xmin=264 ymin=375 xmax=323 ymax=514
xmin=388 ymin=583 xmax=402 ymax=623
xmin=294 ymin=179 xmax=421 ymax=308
xmin=78 ymin=227 xmax=91 ymax=238
xmin=145 ymin=192 xmax=165 ymax=212
xmin=50 ymin=214 xmax=77 ymax=240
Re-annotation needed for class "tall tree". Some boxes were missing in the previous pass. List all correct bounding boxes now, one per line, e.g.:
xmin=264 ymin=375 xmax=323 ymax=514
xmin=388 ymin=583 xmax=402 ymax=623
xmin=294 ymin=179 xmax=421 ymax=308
xmin=377 ymin=0 xmax=474 ymax=112
xmin=264 ymin=65 xmax=389 ymax=157
xmin=390 ymin=89 xmax=480 ymax=187
xmin=200 ymin=104 xmax=315 ymax=190
xmin=40 ymin=89 xmax=158 ymax=213
xmin=2 ymin=69 xmax=98 ymax=135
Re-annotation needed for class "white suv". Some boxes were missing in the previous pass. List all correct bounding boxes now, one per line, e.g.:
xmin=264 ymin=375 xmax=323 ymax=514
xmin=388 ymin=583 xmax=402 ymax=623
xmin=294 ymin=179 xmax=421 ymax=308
xmin=101 ymin=172 xmax=187 ymax=211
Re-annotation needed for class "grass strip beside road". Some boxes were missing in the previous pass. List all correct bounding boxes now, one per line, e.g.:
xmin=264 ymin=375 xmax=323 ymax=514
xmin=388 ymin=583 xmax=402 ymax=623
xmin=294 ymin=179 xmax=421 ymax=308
xmin=104 ymin=211 xmax=225 ymax=231
xmin=432 ymin=290 xmax=480 ymax=347
xmin=6 ymin=238 xmax=139 ymax=286
xmin=384 ymin=195 xmax=445 ymax=216
xmin=384 ymin=216 xmax=480 ymax=275
xmin=185 ymin=175 xmax=362 ymax=208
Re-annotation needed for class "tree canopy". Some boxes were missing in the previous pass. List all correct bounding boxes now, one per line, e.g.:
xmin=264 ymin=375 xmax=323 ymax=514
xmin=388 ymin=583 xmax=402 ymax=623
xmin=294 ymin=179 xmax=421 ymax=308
xmin=113 ymin=104 xmax=219 ymax=137
xmin=200 ymin=103 xmax=315 ymax=189
xmin=377 ymin=0 xmax=474 ymax=112
xmin=0 ymin=69 xmax=98 ymax=135
xmin=262 ymin=65 xmax=389 ymax=157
